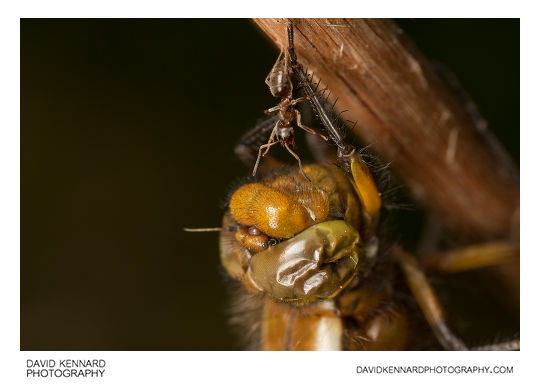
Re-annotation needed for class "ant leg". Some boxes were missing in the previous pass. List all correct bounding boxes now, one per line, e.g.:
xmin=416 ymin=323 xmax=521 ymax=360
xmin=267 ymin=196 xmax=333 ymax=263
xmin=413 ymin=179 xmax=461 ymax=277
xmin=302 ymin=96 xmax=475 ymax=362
xmin=262 ymin=121 xmax=279 ymax=157
xmin=264 ymin=105 xmax=280 ymax=114
xmin=393 ymin=246 xmax=468 ymax=351
xmin=253 ymin=141 xmax=279 ymax=176
xmin=290 ymin=87 xmax=328 ymax=106
xmin=284 ymin=141 xmax=311 ymax=182
xmin=235 ymin=115 xmax=279 ymax=167
xmin=253 ymin=126 xmax=279 ymax=176
xmin=295 ymin=110 xmax=328 ymax=141
xmin=422 ymin=242 xmax=519 ymax=273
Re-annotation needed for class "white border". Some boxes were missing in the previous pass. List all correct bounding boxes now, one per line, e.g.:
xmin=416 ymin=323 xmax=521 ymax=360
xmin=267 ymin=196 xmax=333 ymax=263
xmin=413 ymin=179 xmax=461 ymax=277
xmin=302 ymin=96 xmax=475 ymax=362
xmin=3 ymin=1 xmax=537 ymax=383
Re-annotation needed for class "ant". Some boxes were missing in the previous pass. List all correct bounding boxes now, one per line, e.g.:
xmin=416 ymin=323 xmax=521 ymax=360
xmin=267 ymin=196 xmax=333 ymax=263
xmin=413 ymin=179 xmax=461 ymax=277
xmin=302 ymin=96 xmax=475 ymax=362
xmin=252 ymin=26 xmax=328 ymax=181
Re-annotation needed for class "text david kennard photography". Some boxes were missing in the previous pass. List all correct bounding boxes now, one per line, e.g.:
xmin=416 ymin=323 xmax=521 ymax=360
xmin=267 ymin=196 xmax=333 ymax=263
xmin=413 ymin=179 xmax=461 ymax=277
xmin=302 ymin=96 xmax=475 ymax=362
xmin=26 ymin=359 xmax=106 ymax=378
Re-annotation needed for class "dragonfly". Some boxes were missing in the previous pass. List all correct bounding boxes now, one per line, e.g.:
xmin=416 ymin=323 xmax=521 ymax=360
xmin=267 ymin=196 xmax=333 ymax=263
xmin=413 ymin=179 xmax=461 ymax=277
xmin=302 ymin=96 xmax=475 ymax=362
xmin=192 ymin=20 xmax=520 ymax=350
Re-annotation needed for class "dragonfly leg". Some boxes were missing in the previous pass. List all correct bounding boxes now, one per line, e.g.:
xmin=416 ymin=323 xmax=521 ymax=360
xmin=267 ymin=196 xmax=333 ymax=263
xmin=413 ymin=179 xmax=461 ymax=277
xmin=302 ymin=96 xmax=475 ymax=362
xmin=393 ymin=246 xmax=468 ymax=350
xmin=422 ymin=242 xmax=519 ymax=273
xmin=472 ymin=339 xmax=520 ymax=351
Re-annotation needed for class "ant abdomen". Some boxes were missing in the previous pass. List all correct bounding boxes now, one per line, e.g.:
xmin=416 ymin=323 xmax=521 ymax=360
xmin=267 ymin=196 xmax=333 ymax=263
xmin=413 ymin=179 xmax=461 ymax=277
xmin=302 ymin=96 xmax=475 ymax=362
xmin=266 ymin=54 xmax=292 ymax=98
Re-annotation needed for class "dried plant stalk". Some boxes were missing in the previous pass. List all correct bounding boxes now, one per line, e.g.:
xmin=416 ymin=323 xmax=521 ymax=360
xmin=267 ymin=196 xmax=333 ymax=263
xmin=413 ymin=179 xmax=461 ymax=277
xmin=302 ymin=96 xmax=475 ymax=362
xmin=254 ymin=18 xmax=519 ymax=242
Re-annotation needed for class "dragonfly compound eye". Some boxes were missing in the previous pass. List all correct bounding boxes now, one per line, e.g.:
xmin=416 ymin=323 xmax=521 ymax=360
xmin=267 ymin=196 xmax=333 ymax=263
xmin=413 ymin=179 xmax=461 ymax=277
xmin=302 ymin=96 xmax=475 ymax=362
xmin=246 ymin=220 xmax=372 ymax=303
xmin=229 ymin=181 xmax=329 ymax=239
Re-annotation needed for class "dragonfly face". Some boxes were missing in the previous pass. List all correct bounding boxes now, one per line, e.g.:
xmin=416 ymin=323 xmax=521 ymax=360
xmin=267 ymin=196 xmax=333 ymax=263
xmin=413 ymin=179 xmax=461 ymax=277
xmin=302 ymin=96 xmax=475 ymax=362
xmin=218 ymin=155 xmax=409 ymax=350
xmin=221 ymin=164 xmax=374 ymax=302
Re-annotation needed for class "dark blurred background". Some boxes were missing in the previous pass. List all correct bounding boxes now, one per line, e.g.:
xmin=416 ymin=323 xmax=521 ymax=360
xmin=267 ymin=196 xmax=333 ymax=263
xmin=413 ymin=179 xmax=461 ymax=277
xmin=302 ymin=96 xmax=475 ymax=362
xmin=21 ymin=19 xmax=519 ymax=350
